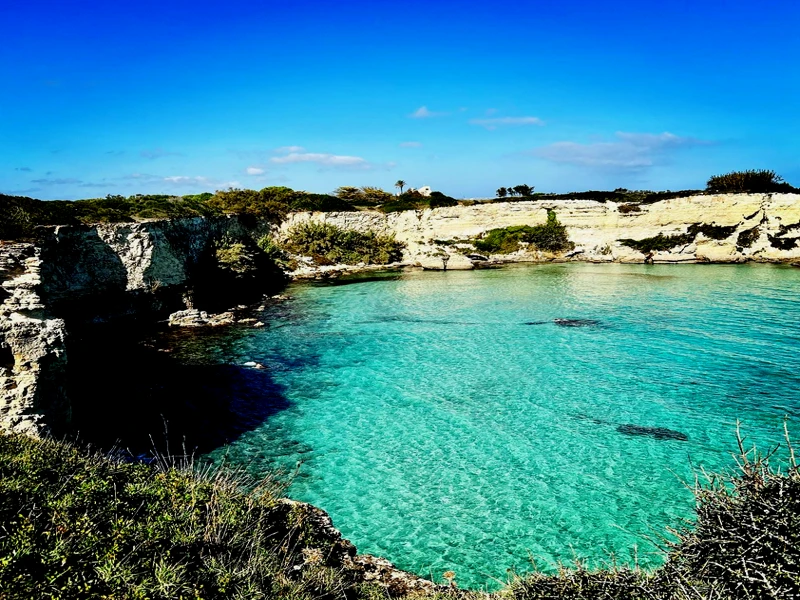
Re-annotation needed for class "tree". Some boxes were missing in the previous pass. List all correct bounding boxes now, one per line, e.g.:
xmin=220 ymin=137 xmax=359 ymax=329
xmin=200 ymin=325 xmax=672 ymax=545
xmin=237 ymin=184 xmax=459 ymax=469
xmin=395 ymin=180 xmax=406 ymax=195
xmin=513 ymin=184 xmax=534 ymax=197
xmin=333 ymin=186 xmax=362 ymax=202
xmin=496 ymin=187 xmax=508 ymax=198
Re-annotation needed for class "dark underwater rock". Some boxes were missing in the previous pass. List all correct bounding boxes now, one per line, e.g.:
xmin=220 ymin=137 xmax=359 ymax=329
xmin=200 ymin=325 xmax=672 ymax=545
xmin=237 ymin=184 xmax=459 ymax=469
xmin=617 ymin=424 xmax=688 ymax=441
xmin=554 ymin=318 xmax=601 ymax=327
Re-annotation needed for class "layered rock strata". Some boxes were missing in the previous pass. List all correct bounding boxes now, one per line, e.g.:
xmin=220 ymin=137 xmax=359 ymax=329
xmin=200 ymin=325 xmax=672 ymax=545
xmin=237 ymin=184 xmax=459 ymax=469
xmin=280 ymin=193 xmax=800 ymax=268
xmin=0 ymin=216 xmax=271 ymax=436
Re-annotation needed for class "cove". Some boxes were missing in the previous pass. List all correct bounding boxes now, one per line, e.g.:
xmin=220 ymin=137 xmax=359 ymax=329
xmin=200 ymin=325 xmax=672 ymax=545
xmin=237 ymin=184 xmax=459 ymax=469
xmin=168 ymin=263 xmax=800 ymax=589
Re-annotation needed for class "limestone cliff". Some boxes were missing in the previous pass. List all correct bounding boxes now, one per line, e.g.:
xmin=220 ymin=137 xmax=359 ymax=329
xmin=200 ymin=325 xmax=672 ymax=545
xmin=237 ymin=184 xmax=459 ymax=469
xmin=280 ymin=193 xmax=800 ymax=269
xmin=2 ymin=194 xmax=799 ymax=436
xmin=0 ymin=216 xmax=274 ymax=436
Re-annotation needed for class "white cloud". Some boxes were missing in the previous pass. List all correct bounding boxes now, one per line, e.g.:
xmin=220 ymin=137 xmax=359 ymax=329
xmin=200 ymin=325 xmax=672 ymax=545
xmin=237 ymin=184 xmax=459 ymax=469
xmin=400 ymin=141 xmax=422 ymax=148
xmin=532 ymin=131 xmax=708 ymax=169
xmin=485 ymin=108 xmax=498 ymax=116
xmin=273 ymin=145 xmax=305 ymax=154
xmin=409 ymin=106 xmax=447 ymax=118
xmin=469 ymin=116 xmax=544 ymax=130
xmin=271 ymin=151 xmax=370 ymax=169
xmin=246 ymin=166 xmax=265 ymax=175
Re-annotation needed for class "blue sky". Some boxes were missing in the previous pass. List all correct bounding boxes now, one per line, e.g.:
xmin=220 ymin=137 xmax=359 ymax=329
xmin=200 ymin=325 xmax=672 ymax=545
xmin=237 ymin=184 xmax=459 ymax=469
xmin=2 ymin=0 xmax=798 ymax=200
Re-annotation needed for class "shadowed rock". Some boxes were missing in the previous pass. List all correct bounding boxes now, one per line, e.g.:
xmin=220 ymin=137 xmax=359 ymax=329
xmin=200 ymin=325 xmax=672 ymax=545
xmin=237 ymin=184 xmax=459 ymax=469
xmin=554 ymin=318 xmax=601 ymax=327
xmin=617 ymin=424 xmax=688 ymax=441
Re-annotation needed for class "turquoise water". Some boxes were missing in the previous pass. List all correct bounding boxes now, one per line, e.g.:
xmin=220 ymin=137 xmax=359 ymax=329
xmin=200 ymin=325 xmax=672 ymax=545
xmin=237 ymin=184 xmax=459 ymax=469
xmin=182 ymin=263 xmax=800 ymax=589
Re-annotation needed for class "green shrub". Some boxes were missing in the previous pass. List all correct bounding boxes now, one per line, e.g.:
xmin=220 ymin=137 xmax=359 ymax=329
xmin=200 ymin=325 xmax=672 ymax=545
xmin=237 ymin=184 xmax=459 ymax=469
xmin=474 ymin=211 xmax=573 ymax=254
xmin=618 ymin=203 xmax=641 ymax=214
xmin=378 ymin=190 xmax=428 ymax=213
xmin=619 ymin=233 xmax=694 ymax=253
xmin=285 ymin=221 xmax=405 ymax=265
xmin=686 ymin=223 xmax=738 ymax=240
xmin=428 ymin=191 xmax=458 ymax=209
xmin=0 ymin=433 xmax=360 ymax=600
xmin=256 ymin=234 xmax=289 ymax=263
xmin=706 ymin=170 xmax=795 ymax=194
xmin=215 ymin=235 xmax=260 ymax=275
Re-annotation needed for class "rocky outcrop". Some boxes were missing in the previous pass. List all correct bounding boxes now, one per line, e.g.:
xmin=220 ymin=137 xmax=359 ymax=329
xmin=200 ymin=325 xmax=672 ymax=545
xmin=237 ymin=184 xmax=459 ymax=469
xmin=0 ymin=244 xmax=68 ymax=436
xmin=280 ymin=193 xmax=800 ymax=267
xmin=279 ymin=499 xmax=445 ymax=596
xmin=0 ymin=216 xmax=280 ymax=437
xmin=3 ymin=194 xmax=799 ymax=436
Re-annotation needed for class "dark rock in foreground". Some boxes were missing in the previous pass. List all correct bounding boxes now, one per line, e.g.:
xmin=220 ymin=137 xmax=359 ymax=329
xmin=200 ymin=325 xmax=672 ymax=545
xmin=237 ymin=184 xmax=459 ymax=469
xmin=617 ymin=424 xmax=689 ymax=441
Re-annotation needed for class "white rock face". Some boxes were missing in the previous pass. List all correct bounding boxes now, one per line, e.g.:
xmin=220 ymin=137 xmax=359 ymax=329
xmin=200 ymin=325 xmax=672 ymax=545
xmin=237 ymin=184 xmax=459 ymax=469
xmin=0 ymin=244 xmax=68 ymax=436
xmin=0 ymin=216 xmax=270 ymax=437
xmin=280 ymin=193 xmax=800 ymax=266
xmin=3 ymin=194 xmax=799 ymax=436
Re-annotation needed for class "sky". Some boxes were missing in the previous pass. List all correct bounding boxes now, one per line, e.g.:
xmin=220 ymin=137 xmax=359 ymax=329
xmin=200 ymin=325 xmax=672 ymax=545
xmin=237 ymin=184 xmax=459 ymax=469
xmin=1 ymin=0 xmax=799 ymax=200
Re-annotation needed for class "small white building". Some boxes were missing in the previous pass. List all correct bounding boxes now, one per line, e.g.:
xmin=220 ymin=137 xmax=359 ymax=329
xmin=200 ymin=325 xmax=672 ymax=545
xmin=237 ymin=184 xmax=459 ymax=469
xmin=416 ymin=186 xmax=432 ymax=197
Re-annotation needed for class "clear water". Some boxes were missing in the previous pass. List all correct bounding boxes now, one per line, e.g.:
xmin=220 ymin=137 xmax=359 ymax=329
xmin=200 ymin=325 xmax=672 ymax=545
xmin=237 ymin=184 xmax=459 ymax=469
xmin=177 ymin=263 xmax=800 ymax=589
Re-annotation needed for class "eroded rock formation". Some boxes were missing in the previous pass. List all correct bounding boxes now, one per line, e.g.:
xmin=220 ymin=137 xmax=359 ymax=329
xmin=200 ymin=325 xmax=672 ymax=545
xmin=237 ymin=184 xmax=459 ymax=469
xmin=280 ymin=192 xmax=800 ymax=267
xmin=0 ymin=216 xmax=281 ymax=437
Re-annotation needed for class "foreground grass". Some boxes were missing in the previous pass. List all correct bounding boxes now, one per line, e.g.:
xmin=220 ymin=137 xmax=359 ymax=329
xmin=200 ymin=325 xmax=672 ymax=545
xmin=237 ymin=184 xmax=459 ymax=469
xmin=0 ymin=434 xmax=379 ymax=600
xmin=0 ymin=429 xmax=798 ymax=599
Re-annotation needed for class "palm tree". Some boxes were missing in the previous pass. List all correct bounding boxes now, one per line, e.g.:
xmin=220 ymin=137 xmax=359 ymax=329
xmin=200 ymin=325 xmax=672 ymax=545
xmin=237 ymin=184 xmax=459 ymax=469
xmin=395 ymin=180 xmax=406 ymax=195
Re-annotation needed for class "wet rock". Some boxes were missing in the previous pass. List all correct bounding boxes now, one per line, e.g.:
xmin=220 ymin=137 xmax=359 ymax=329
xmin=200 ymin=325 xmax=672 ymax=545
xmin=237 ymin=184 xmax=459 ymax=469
xmin=617 ymin=424 xmax=688 ymax=441
xmin=466 ymin=253 xmax=489 ymax=261
xmin=243 ymin=361 xmax=266 ymax=369
xmin=168 ymin=309 xmax=236 ymax=327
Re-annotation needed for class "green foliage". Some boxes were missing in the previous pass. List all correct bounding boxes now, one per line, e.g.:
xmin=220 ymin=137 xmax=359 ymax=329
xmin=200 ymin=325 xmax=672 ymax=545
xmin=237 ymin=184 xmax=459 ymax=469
xmin=285 ymin=221 xmax=405 ymax=265
xmin=378 ymin=190 xmax=458 ymax=213
xmin=378 ymin=190 xmax=427 ymax=213
xmin=208 ymin=187 xmax=355 ymax=221
xmin=0 ymin=433 xmax=360 ymax=600
xmin=619 ymin=233 xmax=693 ymax=253
xmin=736 ymin=226 xmax=761 ymax=248
xmin=0 ymin=429 xmax=798 ymax=599
xmin=621 ymin=223 xmax=739 ymax=254
xmin=706 ymin=170 xmax=795 ymax=194
xmin=474 ymin=211 xmax=573 ymax=254
xmin=215 ymin=235 xmax=260 ymax=275
xmin=428 ymin=191 xmax=458 ymax=209
xmin=496 ymin=187 xmax=508 ymax=198
xmin=686 ymin=223 xmax=738 ymax=240
xmin=617 ymin=203 xmax=641 ymax=214
xmin=332 ymin=186 xmax=393 ymax=207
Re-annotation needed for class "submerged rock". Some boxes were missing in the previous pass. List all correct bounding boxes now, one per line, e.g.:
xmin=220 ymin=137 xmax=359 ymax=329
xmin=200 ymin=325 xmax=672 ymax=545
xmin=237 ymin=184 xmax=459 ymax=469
xmin=554 ymin=318 xmax=601 ymax=327
xmin=617 ymin=424 xmax=688 ymax=441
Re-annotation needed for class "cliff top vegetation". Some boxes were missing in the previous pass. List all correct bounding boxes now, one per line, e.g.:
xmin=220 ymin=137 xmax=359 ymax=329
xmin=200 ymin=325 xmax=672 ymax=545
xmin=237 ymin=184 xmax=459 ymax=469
xmin=0 ymin=428 xmax=797 ymax=599
xmin=1 ymin=170 xmax=796 ymax=241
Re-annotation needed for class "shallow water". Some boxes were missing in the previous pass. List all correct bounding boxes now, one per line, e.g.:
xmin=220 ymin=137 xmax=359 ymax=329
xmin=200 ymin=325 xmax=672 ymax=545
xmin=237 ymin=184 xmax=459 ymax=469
xmin=177 ymin=263 xmax=800 ymax=589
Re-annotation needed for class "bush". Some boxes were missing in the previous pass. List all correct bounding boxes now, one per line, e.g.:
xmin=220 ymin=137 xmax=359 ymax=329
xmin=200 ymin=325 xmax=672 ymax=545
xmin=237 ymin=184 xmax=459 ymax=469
xmin=474 ymin=211 xmax=573 ymax=254
xmin=1 ymin=429 xmax=799 ymax=599
xmin=706 ymin=170 xmax=795 ymax=194
xmin=285 ymin=221 xmax=405 ymax=265
xmin=428 ymin=191 xmax=458 ymax=209
xmin=618 ymin=203 xmax=641 ymax=214
xmin=619 ymin=233 xmax=694 ymax=253
xmin=333 ymin=186 xmax=393 ymax=207
xmin=0 ymin=433 xmax=363 ymax=600
xmin=215 ymin=235 xmax=260 ymax=275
